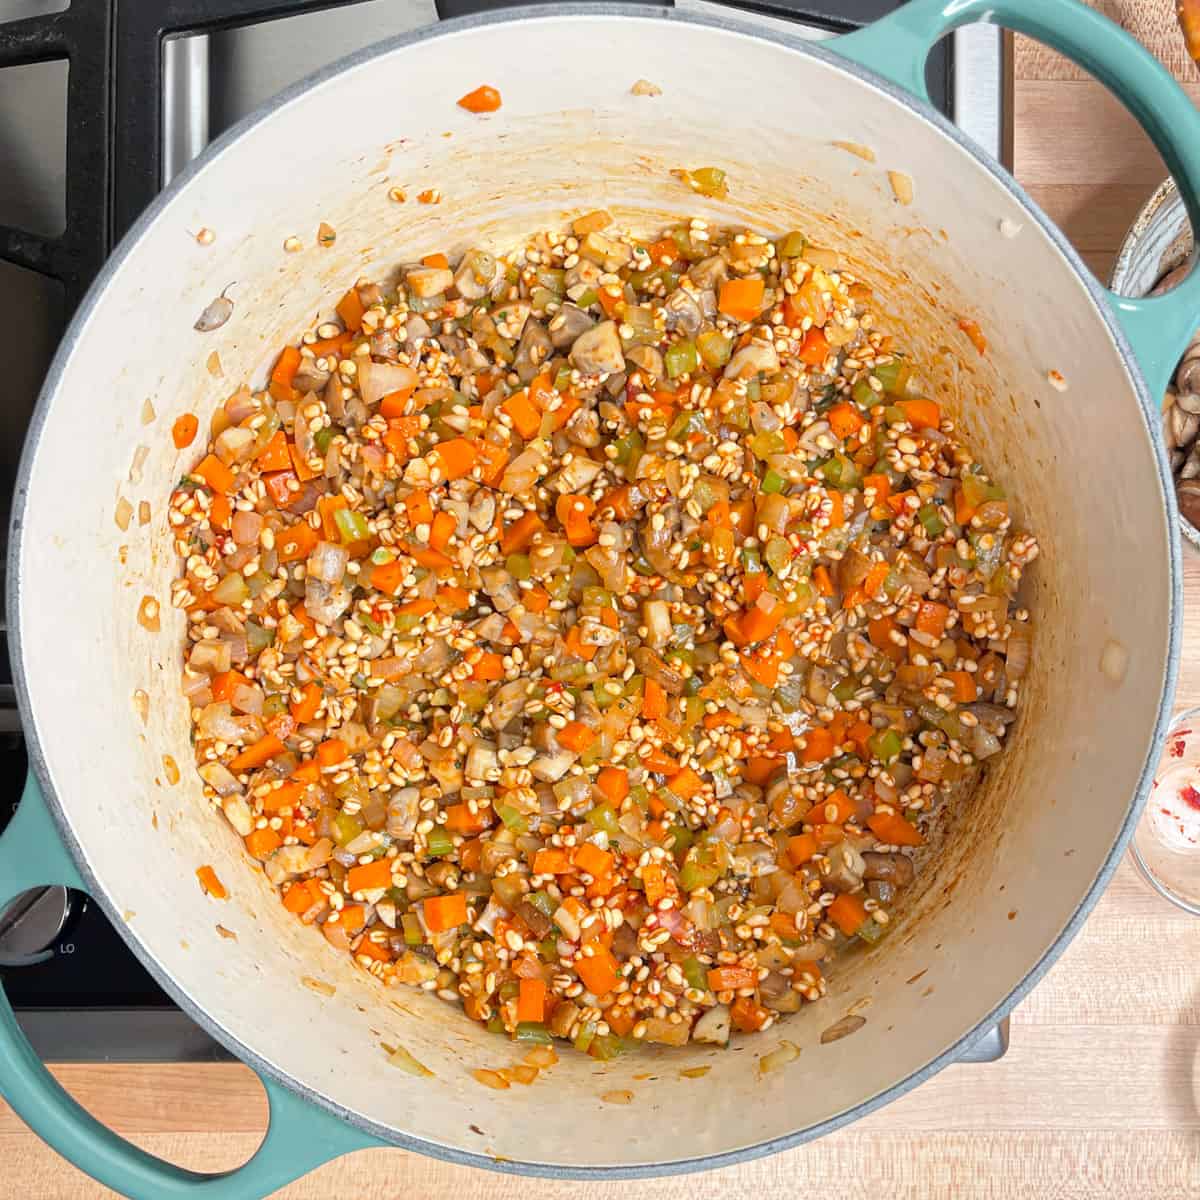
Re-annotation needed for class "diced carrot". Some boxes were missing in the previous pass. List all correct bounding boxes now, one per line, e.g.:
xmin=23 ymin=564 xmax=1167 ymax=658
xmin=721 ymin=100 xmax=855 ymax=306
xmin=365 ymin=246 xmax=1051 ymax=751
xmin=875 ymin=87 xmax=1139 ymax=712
xmin=276 ymin=521 xmax=317 ymax=562
xmin=423 ymin=893 xmax=468 ymax=933
xmin=801 ymin=727 xmax=835 ymax=764
xmin=576 ymin=949 xmax=619 ymax=997
xmin=475 ymin=440 xmax=508 ymax=486
xmin=868 ymin=810 xmax=925 ymax=847
xmin=379 ymin=390 xmax=416 ymax=419
xmin=814 ymin=822 xmax=846 ymax=849
xmin=422 ymin=252 xmax=450 ymax=269
xmin=290 ymin=681 xmax=323 ymax=724
xmin=667 ymin=766 xmax=704 ymax=800
xmin=308 ymin=329 xmax=354 ymax=359
xmin=603 ymin=1005 xmax=636 ymax=1036
xmin=173 ymin=413 xmax=199 ymax=449
xmin=958 ymin=317 xmax=988 ymax=356
xmin=347 ymin=858 xmax=393 ymax=894
xmin=283 ymin=879 xmax=321 ymax=915
xmin=502 ymin=390 xmax=542 ymax=439
xmin=271 ymin=345 xmax=302 ymax=391
xmin=229 ymin=734 xmax=286 ymax=772
xmin=787 ymin=833 xmax=818 ymax=866
xmin=717 ymin=277 xmax=765 ymax=322
xmin=770 ymin=911 xmax=801 ymax=941
xmin=898 ymin=398 xmax=941 ymax=430
xmin=823 ymin=488 xmax=844 ymax=530
xmin=647 ymin=237 xmax=678 ymax=264
xmin=335 ymin=288 xmax=365 ymax=333
xmin=262 ymin=471 xmax=297 ymax=508
xmin=316 ymin=738 xmax=348 ymax=768
xmin=369 ymin=560 xmax=406 ymax=596
xmin=915 ymin=601 xmax=951 ymax=639
xmin=641 ymin=862 xmax=671 ymax=905
xmin=255 ymin=429 xmax=291 ymax=473
xmin=403 ymin=542 xmax=454 ymax=573
xmin=730 ymin=997 xmax=771 ymax=1032
xmin=562 ymin=624 xmax=597 ymax=662
xmin=863 ymin=561 xmax=890 ymax=600
xmin=211 ymin=672 xmax=250 ymax=705
xmin=338 ymin=905 xmax=366 ymax=934
xmin=807 ymin=788 xmax=855 ymax=825
xmin=245 ymin=828 xmax=282 ymax=860
xmin=954 ymin=485 xmax=976 ymax=526
xmin=742 ymin=648 xmax=779 ymax=689
xmin=194 ymin=454 xmax=236 ymax=495
xmin=574 ymin=842 xmax=614 ymax=879
xmin=291 ymin=760 xmax=320 ymax=784
xmin=517 ymin=977 xmax=547 ymax=1023
xmin=813 ymin=564 xmax=835 ymax=596
xmin=555 ymin=494 xmax=597 ymax=547
xmin=597 ymin=287 xmax=622 ymax=319
xmin=707 ymin=965 xmax=757 ymax=992
xmin=523 ymin=586 xmax=550 ymax=614
xmin=744 ymin=571 xmax=767 ymax=606
xmin=744 ymin=756 xmax=781 ymax=787
xmin=739 ymin=595 xmax=783 ymax=645
xmin=557 ymin=720 xmax=596 ymax=753
xmin=261 ymin=780 xmax=307 ymax=814
xmin=444 ymin=804 xmax=492 ymax=835
xmin=533 ymin=848 xmax=572 ymax=875
xmin=642 ymin=678 xmax=668 ymax=721
xmin=887 ymin=490 xmax=916 ymax=516
xmin=383 ymin=420 xmax=418 ymax=463
xmin=209 ymin=492 xmax=232 ymax=530
xmin=431 ymin=437 xmax=477 ymax=480
xmin=457 ymin=84 xmax=502 ymax=113
xmin=864 ymin=473 xmax=892 ymax=505
xmin=945 ymin=670 xmax=978 ymax=703
xmin=356 ymin=938 xmax=393 ymax=966
xmin=196 ymin=865 xmax=227 ymax=900
xmin=848 ymin=721 xmax=873 ymax=758
xmin=459 ymin=838 xmax=483 ymax=873
xmin=500 ymin=511 xmax=544 ymax=556
xmin=799 ymin=326 xmax=830 ymax=367
xmin=826 ymin=892 xmax=868 ymax=936
xmin=596 ymin=766 xmax=629 ymax=804
xmin=472 ymin=651 xmax=505 ymax=682
xmin=429 ymin=510 xmax=456 ymax=553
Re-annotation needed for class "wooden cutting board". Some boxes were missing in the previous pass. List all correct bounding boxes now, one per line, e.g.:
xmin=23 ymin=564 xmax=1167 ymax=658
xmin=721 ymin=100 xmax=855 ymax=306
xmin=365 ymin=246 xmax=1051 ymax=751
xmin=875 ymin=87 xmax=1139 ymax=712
xmin=5 ymin=2 xmax=1200 ymax=1196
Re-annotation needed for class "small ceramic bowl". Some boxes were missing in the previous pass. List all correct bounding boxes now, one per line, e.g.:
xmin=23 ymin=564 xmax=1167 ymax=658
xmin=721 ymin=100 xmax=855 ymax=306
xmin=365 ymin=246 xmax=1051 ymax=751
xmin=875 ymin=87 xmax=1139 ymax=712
xmin=1130 ymin=705 xmax=1200 ymax=914
xmin=1110 ymin=179 xmax=1200 ymax=550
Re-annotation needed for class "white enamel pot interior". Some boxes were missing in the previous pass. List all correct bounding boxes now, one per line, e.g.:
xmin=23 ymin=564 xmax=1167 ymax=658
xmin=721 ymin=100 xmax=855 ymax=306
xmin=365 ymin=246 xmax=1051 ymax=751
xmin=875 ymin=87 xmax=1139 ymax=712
xmin=11 ymin=7 xmax=1176 ymax=1175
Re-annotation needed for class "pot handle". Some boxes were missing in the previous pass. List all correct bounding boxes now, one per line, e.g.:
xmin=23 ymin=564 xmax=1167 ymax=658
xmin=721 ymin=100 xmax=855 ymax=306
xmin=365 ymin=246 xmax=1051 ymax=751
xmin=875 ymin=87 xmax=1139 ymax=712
xmin=0 ymin=774 xmax=383 ymax=1199
xmin=830 ymin=0 xmax=1200 ymax=398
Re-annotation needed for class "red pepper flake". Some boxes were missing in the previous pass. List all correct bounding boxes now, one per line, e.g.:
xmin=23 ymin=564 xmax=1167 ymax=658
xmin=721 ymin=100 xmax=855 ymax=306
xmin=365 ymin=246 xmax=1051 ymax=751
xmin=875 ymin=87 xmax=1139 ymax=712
xmin=1182 ymin=785 xmax=1200 ymax=811
xmin=1171 ymin=738 xmax=1186 ymax=759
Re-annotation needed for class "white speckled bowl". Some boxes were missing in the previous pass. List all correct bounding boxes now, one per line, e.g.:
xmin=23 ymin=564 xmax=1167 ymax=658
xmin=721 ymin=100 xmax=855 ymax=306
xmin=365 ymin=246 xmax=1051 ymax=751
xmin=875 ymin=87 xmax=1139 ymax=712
xmin=1111 ymin=179 xmax=1200 ymax=549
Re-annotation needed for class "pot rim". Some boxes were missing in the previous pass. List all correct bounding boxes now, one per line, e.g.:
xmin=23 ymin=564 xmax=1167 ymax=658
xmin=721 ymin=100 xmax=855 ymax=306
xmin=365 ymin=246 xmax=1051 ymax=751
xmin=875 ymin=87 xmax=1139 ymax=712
xmin=6 ymin=3 xmax=1182 ymax=1178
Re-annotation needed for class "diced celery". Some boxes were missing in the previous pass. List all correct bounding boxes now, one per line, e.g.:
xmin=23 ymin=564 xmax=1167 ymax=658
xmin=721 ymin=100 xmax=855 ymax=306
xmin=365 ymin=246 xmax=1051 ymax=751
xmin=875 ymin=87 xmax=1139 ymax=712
xmin=697 ymin=329 xmax=734 ymax=368
xmin=868 ymin=729 xmax=903 ymax=764
xmin=587 ymin=803 xmax=621 ymax=836
xmin=333 ymin=812 xmax=364 ymax=847
xmin=314 ymin=427 xmax=335 ymax=454
xmin=749 ymin=431 xmax=787 ymax=460
xmin=334 ymin=507 xmax=370 ymax=544
xmin=778 ymin=231 xmax=807 ymax=258
xmin=873 ymin=359 xmax=910 ymax=394
xmin=917 ymin=504 xmax=946 ymax=538
xmin=527 ymin=890 xmax=556 ymax=917
xmin=496 ymin=803 xmax=529 ymax=834
xmin=761 ymin=469 xmax=786 ymax=495
xmin=682 ymin=956 xmax=709 ymax=991
xmin=665 ymin=339 xmax=699 ymax=380
xmin=426 ymin=828 xmax=453 ymax=857
xmin=402 ymin=912 xmax=423 ymax=946
xmin=505 ymin=553 xmax=532 ymax=581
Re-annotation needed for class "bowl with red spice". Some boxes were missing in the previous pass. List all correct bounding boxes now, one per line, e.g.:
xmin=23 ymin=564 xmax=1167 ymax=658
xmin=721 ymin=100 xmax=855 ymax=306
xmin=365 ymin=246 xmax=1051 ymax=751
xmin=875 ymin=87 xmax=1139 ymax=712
xmin=1132 ymin=706 xmax=1200 ymax=914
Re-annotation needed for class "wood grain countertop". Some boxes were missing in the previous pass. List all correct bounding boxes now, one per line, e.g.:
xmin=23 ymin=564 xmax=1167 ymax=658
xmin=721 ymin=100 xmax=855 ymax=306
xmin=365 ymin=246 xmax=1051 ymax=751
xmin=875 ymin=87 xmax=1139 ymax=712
xmin=5 ymin=2 xmax=1200 ymax=1196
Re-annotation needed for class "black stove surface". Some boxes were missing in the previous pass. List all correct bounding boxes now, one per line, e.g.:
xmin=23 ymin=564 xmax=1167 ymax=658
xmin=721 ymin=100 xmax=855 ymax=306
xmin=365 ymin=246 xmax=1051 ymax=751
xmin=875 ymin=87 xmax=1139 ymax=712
xmin=0 ymin=0 xmax=960 ymax=1063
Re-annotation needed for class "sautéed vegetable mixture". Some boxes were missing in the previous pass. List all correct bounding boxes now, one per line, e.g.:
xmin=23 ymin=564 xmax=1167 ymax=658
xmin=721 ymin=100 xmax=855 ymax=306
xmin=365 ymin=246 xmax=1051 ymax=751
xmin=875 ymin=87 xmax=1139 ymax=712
xmin=170 ymin=212 xmax=1037 ymax=1057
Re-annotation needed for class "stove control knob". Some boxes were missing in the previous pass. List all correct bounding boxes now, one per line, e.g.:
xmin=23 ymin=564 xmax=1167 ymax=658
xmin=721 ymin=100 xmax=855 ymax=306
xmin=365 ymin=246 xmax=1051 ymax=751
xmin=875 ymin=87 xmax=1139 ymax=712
xmin=0 ymin=886 xmax=72 ymax=964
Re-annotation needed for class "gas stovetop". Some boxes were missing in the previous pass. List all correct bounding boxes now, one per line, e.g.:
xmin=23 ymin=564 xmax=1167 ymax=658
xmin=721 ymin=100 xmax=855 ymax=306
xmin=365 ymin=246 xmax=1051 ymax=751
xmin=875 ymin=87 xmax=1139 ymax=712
xmin=0 ymin=0 xmax=1010 ymax=1065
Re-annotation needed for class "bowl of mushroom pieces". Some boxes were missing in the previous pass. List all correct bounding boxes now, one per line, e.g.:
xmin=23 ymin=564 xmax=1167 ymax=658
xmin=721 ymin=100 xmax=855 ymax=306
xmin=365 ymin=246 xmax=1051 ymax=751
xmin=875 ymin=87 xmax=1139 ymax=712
xmin=1112 ymin=178 xmax=1200 ymax=547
